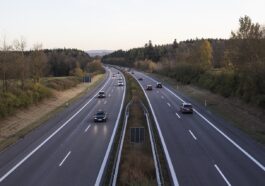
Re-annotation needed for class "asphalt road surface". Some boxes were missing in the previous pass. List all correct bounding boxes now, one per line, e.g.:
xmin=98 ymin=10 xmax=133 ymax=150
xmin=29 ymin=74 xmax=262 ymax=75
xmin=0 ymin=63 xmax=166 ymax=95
xmin=132 ymin=70 xmax=265 ymax=186
xmin=0 ymin=67 xmax=126 ymax=186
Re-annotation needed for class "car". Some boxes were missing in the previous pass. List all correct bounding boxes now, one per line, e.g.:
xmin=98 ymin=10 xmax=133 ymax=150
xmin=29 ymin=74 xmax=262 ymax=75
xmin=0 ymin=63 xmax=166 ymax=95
xmin=146 ymin=85 xmax=152 ymax=90
xmin=180 ymin=103 xmax=193 ymax=114
xmin=94 ymin=110 xmax=107 ymax=122
xmin=112 ymin=74 xmax=116 ymax=77
xmin=98 ymin=91 xmax=106 ymax=98
xmin=156 ymin=82 xmax=162 ymax=88
xmin=118 ymin=81 xmax=124 ymax=86
xmin=138 ymin=77 xmax=143 ymax=81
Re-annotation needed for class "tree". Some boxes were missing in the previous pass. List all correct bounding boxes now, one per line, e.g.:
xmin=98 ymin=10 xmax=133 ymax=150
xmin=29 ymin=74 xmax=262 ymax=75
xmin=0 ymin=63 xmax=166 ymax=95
xmin=70 ymin=62 xmax=84 ymax=77
xmin=13 ymin=37 xmax=28 ymax=89
xmin=229 ymin=15 xmax=264 ymax=69
xmin=0 ymin=37 xmax=14 ymax=92
xmin=199 ymin=40 xmax=212 ymax=68
xmin=172 ymin=39 xmax=178 ymax=49
xmin=231 ymin=15 xmax=263 ymax=39
xmin=30 ymin=43 xmax=48 ymax=83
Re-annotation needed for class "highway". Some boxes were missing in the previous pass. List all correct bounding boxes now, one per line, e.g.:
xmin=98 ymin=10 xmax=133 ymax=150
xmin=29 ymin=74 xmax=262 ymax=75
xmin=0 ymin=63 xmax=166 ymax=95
xmin=132 ymin=71 xmax=265 ymax=186
xmin=0 ymin=67 xmax=126 ymax=186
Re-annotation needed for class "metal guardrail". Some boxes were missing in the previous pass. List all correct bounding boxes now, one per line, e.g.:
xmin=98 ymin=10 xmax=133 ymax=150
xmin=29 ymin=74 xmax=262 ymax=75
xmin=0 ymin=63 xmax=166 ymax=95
xmin=141 ymin=102 xmax=164 ymax=186
xmin=110 ymin=100 xmax=132 ymax=186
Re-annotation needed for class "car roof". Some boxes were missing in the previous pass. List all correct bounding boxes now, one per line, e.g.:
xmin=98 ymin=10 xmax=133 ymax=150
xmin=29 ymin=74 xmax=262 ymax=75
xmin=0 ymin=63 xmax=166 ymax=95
xmin=96 ymin=110 xmax=105 ymax=114
xmin=183 ymin=102 xmax=192 ymax=106
xmin=99 ymin=91 xmax=105 ymax=93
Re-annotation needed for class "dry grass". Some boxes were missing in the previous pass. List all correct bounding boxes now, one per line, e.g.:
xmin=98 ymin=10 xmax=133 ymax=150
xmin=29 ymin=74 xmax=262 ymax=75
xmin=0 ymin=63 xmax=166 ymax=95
xmin=0 ymin=74 xmax=104 ymax=151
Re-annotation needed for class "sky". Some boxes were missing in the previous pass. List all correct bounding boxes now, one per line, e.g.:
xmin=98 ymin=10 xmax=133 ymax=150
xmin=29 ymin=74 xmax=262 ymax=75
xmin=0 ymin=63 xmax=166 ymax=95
xmin=0 ymin=0 xmax=264 ymax=50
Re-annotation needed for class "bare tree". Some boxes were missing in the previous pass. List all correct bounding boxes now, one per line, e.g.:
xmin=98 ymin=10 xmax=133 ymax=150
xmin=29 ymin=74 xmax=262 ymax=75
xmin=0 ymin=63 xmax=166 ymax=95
xmin=30 ymin=43 xmax=47 ymax=83
xmin=13 ymin=37 xmax=28 ymax=89
xmin=0 ymin=37 xmax=13 ymax=92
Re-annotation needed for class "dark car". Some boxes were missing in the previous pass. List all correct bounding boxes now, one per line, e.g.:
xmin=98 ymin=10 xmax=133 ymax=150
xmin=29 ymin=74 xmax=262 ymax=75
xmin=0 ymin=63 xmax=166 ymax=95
xmin=118 ymin=81 xmax=124 ymax=86
xmin=146 ymin=85 xmax=153 ymax=91
xmin=138 ymin=77 xmax=143 ymax=81
xmin=94 ymin=110 xmax=107 ymax=122
xmin=98 ymin=91 xmax=106 ymax=98
xmin=180 ymin=103 xmax=193 ymax=113
xmin=156 ymin=82 xmax=162 ymax=88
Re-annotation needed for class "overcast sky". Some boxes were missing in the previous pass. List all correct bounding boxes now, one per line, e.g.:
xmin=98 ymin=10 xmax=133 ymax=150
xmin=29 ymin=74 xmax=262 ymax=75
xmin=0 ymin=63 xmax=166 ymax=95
xmin=0 ymin=0 xmax=264 ymax=50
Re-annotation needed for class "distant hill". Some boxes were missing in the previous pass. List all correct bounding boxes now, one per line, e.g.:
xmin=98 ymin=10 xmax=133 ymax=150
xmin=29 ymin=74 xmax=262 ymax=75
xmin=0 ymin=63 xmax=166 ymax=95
xmin=86 ymin=50 xmax=113 ymax=57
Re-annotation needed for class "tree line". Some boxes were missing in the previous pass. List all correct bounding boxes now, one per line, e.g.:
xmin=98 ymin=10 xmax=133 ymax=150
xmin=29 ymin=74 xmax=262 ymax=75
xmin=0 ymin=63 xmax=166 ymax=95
xmin=102 ymin=16 xmax=265 ymax=108
xmin=0 ymin=39 xmax=105 ymax=92
xmin=0 ymin=39 xmax=105 ymax=117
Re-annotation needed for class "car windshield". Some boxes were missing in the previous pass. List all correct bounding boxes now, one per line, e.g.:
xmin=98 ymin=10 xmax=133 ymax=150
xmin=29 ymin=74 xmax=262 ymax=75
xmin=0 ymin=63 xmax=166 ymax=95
xmin=99 ymin=92 xmax=104 ymax=95
xmin=184 ymin=104 xmax=192 ymax=108
xmin=96 ymin=111 xmax=105 ymax=115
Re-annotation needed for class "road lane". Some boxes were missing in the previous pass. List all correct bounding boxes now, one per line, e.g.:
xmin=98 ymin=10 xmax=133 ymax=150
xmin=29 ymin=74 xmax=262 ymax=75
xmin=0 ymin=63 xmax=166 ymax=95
xmin=133 ymin=71 xmax=265 ymax=186
xmin=0 ymin=67 xmax=126 ymax=186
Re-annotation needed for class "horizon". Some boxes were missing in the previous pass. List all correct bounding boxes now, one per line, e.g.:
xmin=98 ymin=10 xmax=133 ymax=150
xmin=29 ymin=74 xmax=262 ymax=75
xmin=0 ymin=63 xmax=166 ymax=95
xmin=1 ymin=0 xmax=264 ymax=51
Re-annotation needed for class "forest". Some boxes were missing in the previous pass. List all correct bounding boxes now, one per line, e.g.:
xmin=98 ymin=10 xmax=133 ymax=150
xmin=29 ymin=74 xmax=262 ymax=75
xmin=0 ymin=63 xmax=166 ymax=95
xmin=102 ymin=16 xmax=265 ymax=108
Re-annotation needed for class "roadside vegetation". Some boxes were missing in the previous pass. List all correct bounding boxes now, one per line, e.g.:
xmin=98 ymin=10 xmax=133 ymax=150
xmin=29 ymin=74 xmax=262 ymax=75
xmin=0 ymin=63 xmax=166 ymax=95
xmin=0 ymin=38 xmax=105 ymax=118
xmin=102 ymin=15 xmax=265 ymax=109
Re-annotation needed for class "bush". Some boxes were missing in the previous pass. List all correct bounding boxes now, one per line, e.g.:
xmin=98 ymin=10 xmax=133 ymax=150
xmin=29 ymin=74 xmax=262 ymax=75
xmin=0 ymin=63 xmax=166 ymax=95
xmin=0 ymin=93 xmax=18 ymax=117
xmin=0 ymin=83 xmax=52 ymax=118
xmin=45 ymin=77 xmax=80 ymax=91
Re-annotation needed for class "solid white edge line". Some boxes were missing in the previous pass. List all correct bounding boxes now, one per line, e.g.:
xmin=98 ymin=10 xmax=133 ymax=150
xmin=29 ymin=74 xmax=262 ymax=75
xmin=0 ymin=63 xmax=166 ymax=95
xmin=112 ymin=113 xmax=129 ymax=186
xmin=59 ymin=151 xmax=71 ymax=167
xmin=189 ymin=130 xmax=197 ymax=140
xmin=175 ymin=113 xmax=181 ymax=119
xmin=145 ymin=113 xmax=162 ymax=185
xmin=134 ymin=76 xmax=179 ymax=186
xmin=214 ymin=164 xmax=232 ymax=186
xmin=95 ymin=70 xmax=126 ymax=185
xmin=143 ymin=73 xmax=265 ymax=172
xmin=84 ymin=124 xmax=91 ymax=133
xmin=0 ymin=71 xmax=112 ymax=183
